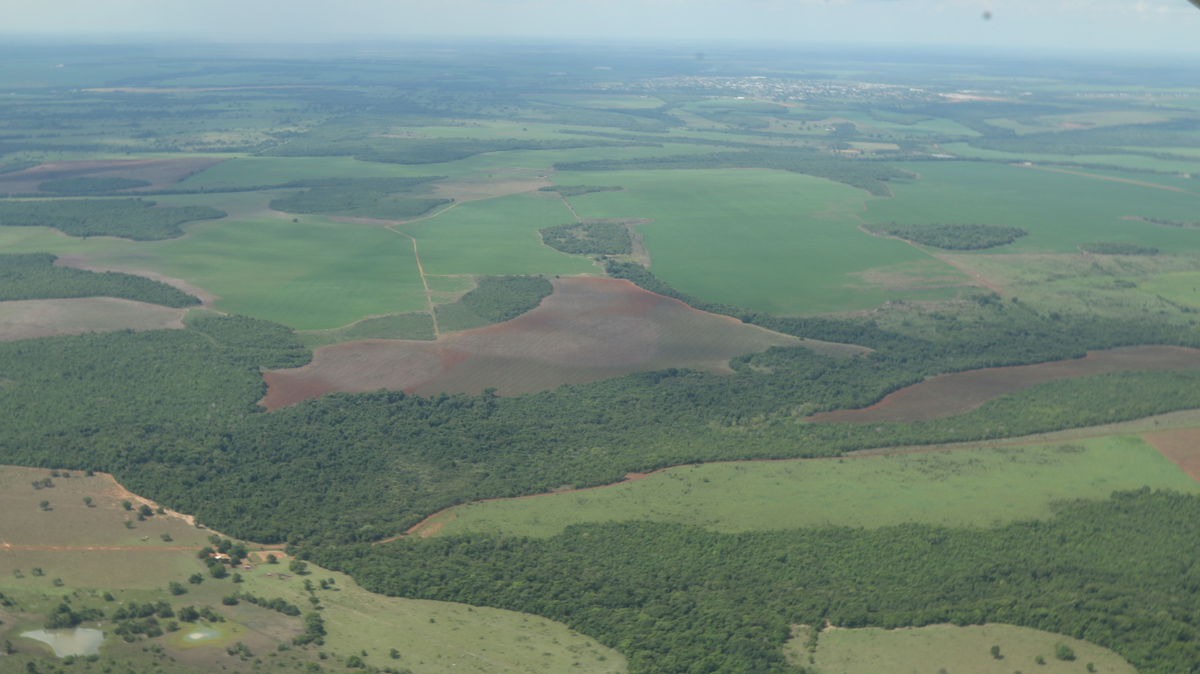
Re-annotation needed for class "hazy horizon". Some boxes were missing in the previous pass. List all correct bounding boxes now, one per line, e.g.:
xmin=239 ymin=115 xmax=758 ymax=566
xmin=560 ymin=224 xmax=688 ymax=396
xmin=2 ymin=0 xmax=1199 ymax=55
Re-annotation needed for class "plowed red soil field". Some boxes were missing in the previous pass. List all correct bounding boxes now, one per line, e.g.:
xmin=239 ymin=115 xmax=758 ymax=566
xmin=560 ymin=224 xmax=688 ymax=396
xmin=1144 ymin=426 xmax=1200 ymax=484
xmin=809 ymin=345 xmax=1200 ymax=424
xmin=261 ymin=277 xmax=801 ymax=410
xmin=0 ymin=157 xmax=225 ymax=193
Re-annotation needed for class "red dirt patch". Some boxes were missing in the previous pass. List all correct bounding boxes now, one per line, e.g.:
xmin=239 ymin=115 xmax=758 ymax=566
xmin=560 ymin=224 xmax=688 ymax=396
xmin=1144 ymin=426 xmax=1200 ymax=484
xmin=261 ymin=277 xmax=802 ymax=410
xmin=0 ymin=157 xmax=225 ymax=193
xmin=809 ymin=345 xmax=1200 ymax=424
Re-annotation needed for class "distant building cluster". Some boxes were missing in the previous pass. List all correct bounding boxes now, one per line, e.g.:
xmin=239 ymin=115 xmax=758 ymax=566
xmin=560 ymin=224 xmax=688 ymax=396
xmin=590 ymin=76 xmax=939 ymax=103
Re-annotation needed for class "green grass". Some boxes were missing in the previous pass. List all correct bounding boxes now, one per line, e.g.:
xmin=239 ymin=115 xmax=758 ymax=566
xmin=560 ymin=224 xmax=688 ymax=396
xmin=795 ymin=623 xmax=1135 ymax=674
xmin=559 ymin=168 xmax=971 ymax=315
xmin=420 ymin=436 xmax=1198 ymax=538
xmin=865 ymin=162 xmax=1200 ymax=255
xmin=1138 ymin=271 xmax=1200 ymax=309
xmin=942 ymin=142 xmax=1200 ymax=176
xmin=398 ymin=194 xmax=596 ymax=276
xmin=0 ymin=464 xmax=627 ymax=674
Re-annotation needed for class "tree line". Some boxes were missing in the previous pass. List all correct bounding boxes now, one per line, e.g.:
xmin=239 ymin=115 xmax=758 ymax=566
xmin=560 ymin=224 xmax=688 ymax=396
xmin=0 ymin=253 xmax=200 ymax=307
xmin=0 ymin=198 xmax=224 ymax=240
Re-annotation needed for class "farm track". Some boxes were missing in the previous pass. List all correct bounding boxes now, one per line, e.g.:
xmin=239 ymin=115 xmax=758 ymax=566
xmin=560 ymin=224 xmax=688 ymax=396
xmin=388 ymin=228 xmax=439 ymax=336
xmin=1019 ymin=164 xmax=1200 ymax=197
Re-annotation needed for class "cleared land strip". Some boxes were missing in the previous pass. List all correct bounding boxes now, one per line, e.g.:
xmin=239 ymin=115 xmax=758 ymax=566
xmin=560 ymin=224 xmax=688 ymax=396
xmin=387 ymin=404 xmax=1200 ymax=542
xmin=387 ymin=228 xmax=440 ymax=336
xmin=1019 ymin=164 xmax=1200 ymax=197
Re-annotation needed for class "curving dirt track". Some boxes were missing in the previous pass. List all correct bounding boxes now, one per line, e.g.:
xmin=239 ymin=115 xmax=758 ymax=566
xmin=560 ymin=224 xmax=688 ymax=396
xmin=261 ymin=276 xmax=803 ymax=410
xmin=809 ymin=345 xmax=1200 ymax=424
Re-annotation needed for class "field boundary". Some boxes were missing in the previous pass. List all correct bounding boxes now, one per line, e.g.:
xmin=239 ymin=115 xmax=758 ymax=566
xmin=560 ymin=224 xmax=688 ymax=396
xmin=381 ymin=406 xmax=1200 ymax=543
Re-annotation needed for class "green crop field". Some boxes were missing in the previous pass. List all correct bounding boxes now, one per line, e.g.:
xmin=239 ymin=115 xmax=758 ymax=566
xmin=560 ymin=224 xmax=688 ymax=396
xmin=398 ymin=194 xmax=596 ymax=277
xmin=864 ymin=162 xmax=1200 ymax=255
xmin=558 ymin=168 xmax=972 ymax=315
xmin=795 ymin=623 xmax=1135 ymax=674
xmin=417 ymin=435 xmax=1197 ymax=538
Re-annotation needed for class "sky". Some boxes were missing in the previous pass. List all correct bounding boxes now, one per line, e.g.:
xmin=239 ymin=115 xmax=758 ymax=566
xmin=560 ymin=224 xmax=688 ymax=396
xmin=2 ymin=0 xmax=1199 ymax=54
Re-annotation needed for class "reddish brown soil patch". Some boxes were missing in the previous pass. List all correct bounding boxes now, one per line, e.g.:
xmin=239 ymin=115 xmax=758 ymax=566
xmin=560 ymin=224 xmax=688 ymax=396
xmin=809 ymin=345 xmax=1200 ymax=424
xmin=0 ymin=157 xmax=225 ymax=193
xmin=1144 ymin=427 xmax=1200 ymax=484
xmin=262 ymin=277 xmax=802 ymax=410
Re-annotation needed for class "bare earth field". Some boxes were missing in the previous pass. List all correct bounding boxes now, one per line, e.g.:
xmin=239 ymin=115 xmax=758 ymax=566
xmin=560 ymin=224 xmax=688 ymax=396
xmin=261 ymin=276 xmax=799 ymax=409
xmin=0 ymin=158 xmax=226 ymax=193
xmin=1144 ymin=426 xmax=1200 ymax=483
xmin=809 ymin=345 xmax=1200 ymax=424
xmin=0 ymin=298 xmax=185 ymax=341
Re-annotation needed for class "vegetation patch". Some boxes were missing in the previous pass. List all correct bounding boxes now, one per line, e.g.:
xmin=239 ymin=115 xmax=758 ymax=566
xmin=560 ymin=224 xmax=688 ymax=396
xmin=0 ymin=253 xmax=200 ymax=308
xmin=1133 ymin=216 xmax=1200 ymax=228
xmin=538 ymin=185 xmax=623 ymax=197
xmin=0 ymin=297 xmax=185 ymax=342
xmin=268 ymin=177 xmax=450 ymax=220
xmin=869 ymin=222 xmax=1028 ymax=250
xmin=415 ymin=435 xmax=1198 ymax=538
xmin=37 ymin=177 xmax=151 ymax=194
xmin=0 ymin=160 xmax=39 ymax=175
xmin=458 ymin=275 xmax=554 ymax=324
xmin=297 ymin=312 xmax=436 ymax=348
xmin=1080 ymin=241 xmax=1159 ymax=255
xmin=0 ymin=199 xmax=225 ymax=240
xmin=540 ymin=221 xmax=633 ymax=256
xmin=798 ymin=623 xmax=1135 ymax=674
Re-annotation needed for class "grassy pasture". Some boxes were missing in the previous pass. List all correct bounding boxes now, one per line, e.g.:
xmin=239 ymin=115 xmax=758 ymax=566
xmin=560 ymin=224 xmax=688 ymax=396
xmin=795 ymin=623 xmax=1135 ymax=674
xmin=296 ymin=312 xmax=436 ymax=348
xmin=942 ymin=142 xmax=1200 ymax=176
xmin=559 ymin=168 xmax=972 ymax=315
xmin=1138 ymin=271 xmax=1200 ymax=309
xmin=414 ymin=435 xmax=1198 ymax=538
xmin=866 ymin=162 xmax=1200 ymax=256
xmin=0 ymin=464 xmax=627 ymax=674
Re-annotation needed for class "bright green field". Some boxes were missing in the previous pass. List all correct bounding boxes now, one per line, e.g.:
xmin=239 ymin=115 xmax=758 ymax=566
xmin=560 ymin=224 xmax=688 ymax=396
xmin=796 ymin=623 xmax=1135 ymax=674
xmin=1139 ymin=271 xmax=1200 ymax=308
xmin=865 ymin=162 xmax=1200 ymax=255
xmin=0 ymin=214 xmax=427 ymax=331
xmin=398 ymin=193 xmax=596 ymax=276
xmin=941 ymin=141 xmax=1200 ymax=177
xmin=559 ymin=168 xmax=972 ymax=315
xmin=419 ymin=435 xmax=1198 ymax=538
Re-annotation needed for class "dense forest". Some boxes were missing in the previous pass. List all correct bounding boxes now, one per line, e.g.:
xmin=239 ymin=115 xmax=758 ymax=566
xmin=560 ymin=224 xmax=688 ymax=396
xmin=0 ymin=199 xmax=225 ymax=240
xmin=538 ymin=185 xmax=623 ymax=197
xmin=0 ymin=253 xmax=200 ymax=307
xmin=268 ymin=177 xmax=451 ymax=220
xmin=554 ymin=150 xmax=907 ymax=197
xmin=458 ymin=275 xmax=554 ymax=323
xmin=866 ymin=223 xmax=1028 ymax=250
xmin=37 ymin=177 xmax=151 ymax=194
xmin=1080 ymin=241 xmax=1159 ymax=255
xmin=540 ymin=221 xmax=633 ymax=256
xmin=316 ymin=489 xmax=1200 ymax=674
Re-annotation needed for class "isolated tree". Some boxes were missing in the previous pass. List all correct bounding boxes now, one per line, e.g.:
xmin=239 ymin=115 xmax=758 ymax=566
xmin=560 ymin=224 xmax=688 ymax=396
xmin=38 ymin=500 xmax=49 ymax=511
xmin=188 ymin=573 xmax=204 ymax=585
xmin=138 ymin=504 xmax=153 ymax=517
xmin=168 ymin=581 xmax=187 ymax=595
xmin=123 ymin=520 xmax=133 ymax=529
xmin=289 ymin=560 xmax=309 ymax=575
xmin=1035 ymin=655 xmax=1046 ymax=665
xmin=231 ymin=573 xmax=243 ymax=584
xmin=1054 ymin=644 xmax=1075 ymax=661
xmin=266 ymin=554 xmax=278 ymax=565
xmin=160 ymin=533 xmax=172 ymax=542
xmin=210 ymin=564 xmax=228 ymax=579
xmin=121 ymin=499 xmax=132 ymax=511
xmin=991 ymin=645 xmax=1002 ymax=659
xmin=82 ymin=496 xmax=92 ymax=507
xmin=30 ymin=568 xmax=43 ymax=577
xmin=389 ymin=649 xmax=400 ymax=660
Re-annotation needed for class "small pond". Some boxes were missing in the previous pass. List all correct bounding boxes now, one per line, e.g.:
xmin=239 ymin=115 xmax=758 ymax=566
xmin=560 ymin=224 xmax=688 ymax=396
xmin=182 ymin=624 xmax=223 ymax=643
xmin=21 ymin=628 xmax=105 ymax=657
